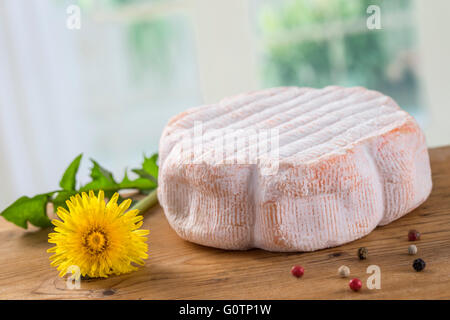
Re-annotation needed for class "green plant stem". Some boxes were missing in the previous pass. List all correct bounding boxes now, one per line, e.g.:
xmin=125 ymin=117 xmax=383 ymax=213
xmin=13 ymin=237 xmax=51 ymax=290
xmin=131 ymin=188 xmax=158 ymax=213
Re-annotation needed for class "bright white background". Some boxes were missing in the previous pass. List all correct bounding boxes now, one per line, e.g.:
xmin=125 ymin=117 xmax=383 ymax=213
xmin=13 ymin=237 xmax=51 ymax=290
xmin=1 ymin=0 xmax=450 ymax=210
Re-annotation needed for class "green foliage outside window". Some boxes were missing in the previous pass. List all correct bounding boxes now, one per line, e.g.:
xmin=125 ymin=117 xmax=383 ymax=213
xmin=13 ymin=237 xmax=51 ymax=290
xmin=258 ymin=0 xmax=421 ymax=112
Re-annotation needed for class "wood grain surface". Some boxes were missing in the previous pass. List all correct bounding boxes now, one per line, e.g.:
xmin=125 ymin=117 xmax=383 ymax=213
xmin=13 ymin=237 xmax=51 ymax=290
xmin=1 ymin=147 xmax=449 ymax=300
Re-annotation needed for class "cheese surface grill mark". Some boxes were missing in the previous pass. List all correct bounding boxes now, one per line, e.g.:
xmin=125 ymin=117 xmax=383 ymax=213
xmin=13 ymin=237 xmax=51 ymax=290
xmin=158 ymin=86 xmax=432 ymax=252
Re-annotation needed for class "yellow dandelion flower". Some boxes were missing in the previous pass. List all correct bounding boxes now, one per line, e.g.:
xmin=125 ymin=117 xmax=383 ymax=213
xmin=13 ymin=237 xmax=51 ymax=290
xmin=48 ymin=190 xmax=149 ymax=279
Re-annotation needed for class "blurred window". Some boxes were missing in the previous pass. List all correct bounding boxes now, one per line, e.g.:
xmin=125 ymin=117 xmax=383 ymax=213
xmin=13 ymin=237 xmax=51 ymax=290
xmin=254 ymin=0 xmax=423 ymax=117
xmin=74 ymin=0 xmax=202 ymax=175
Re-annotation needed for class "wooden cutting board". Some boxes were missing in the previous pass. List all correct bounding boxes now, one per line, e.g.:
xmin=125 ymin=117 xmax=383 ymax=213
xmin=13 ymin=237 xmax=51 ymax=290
xmin=1 ymin=146 xmax=449 ymax=300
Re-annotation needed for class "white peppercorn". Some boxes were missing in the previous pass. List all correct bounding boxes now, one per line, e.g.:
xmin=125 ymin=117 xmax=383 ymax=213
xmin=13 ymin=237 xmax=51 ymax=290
xmin=408 ymin=244 xmax=417 ymax=255
xmin=338 ymin=265 xmax=350 ymax=278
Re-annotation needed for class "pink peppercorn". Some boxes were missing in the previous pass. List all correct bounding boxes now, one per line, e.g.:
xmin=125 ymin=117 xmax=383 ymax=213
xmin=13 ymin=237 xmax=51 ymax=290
xmin=408 ymin=230 xmax=421 ymax=241
xmin=291 ymin=265 xmax=305 ymax=278
xmin=349 ymin=278 xmax=362 ymax=291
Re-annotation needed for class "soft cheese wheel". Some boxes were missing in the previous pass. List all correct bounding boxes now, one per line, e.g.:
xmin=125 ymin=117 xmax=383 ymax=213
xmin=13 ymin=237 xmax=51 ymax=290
xmin=158 ymin=86 xmax=432 ymax=252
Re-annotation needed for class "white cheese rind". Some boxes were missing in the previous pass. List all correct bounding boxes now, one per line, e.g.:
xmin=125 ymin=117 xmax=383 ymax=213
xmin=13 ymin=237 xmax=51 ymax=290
xmin=158 ymin=86 xmax=432 ymax=251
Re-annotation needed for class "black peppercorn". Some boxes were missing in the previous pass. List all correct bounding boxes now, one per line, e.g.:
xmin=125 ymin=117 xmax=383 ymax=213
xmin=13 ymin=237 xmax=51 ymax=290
xmin=413 ymin=258 xmax=426 ymax=272
xmin=357 ymin=247 xmax=368 ymax=260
